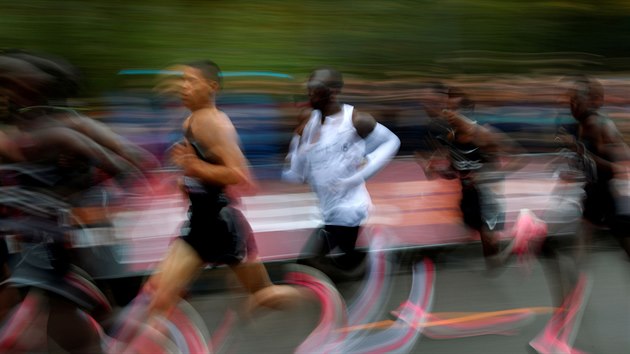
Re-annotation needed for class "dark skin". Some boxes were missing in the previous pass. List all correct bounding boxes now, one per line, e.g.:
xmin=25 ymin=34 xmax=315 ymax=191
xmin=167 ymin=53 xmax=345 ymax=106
xmin=24 ymin=126 xmax=137 ymax=176
xmin=0 ymin=123 xmax=139 ymax=188
xmin=416 ymin=88 xmax=525 ymax=180
xmin=61 ymin=115 xmax=160 ymax=171
xmin=443 ymin=110 xmax=525 ymax=170
xmin=562 ymin=84 xmax=630 ymax=259
xmin=290 ymin=69 xmax=394 ymax=280
xmin=0 ymin=59 xmax=159 ymax=175
xmin=0 ymin=112 xmax=142 ymax=354
xmin=298 ymin=69 xmax=377 ymax=141
xmin=16 ymin=108 xmax=160 ymax=173
xmin=0 ymin=73 xmax=156 ymax=180
xmin=0 ymin=57 xmax=154 ymax=352
xmin=0 ymin=125 xmax=145 ymax=210
xmin=417 ymin=88 xmax=526 ymax=266
xmin=562 ymin=88 xmax=630 ymax=177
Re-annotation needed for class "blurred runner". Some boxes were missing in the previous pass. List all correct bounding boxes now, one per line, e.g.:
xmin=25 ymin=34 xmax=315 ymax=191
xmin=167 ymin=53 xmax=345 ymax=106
xmin=2 ymin=49 xmax=160 ymax=175
xmin=0 ymin=51 xmax=152 ymax=353
xmin=526 ymin=75 xmax=627 ymax=354
xmin=558 ymin=75 xmax=630 ymax=259
xmin=416 ymin=83 xmax=525 ymax=271
xmin=145 ymin=60 xmax=303 ymax=318
xmin=283 ymin=67 xmax=400 ymax=281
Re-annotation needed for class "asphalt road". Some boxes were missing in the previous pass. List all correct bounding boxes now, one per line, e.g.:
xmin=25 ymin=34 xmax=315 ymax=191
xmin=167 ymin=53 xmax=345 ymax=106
xmin=185 ymin=234 xmax=630 ymax=354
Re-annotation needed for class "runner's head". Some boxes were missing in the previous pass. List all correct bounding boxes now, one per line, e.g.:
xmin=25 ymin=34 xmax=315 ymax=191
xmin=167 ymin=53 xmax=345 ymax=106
xmin=307 ymin=67 xmax=343 ymax=111
xmin=0 ymin=51 xmax=58 ymax=122
xmin=420 ymin=81 xmax=448 ymax=118
xmin=0 ymin=50 xmax=82 ymax=125
xmin=569 ymin=75 xmax=604 ymax=121
xmin=447 ymin=86 xmax=475 ymax=114
xmin=3 ymin=50 xmax=81 ymax=105
xmin=179 ymin=60 xmax=222 ymax=110
xmin=187 ymin=60 xmax=222 ymax=90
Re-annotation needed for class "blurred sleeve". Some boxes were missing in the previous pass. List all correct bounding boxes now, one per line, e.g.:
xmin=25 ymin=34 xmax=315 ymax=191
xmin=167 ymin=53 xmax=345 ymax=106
xmin=358 ymin=123 xmax=401 ymax=181
xmin=282 ymin=134 xmax=308 ymax=183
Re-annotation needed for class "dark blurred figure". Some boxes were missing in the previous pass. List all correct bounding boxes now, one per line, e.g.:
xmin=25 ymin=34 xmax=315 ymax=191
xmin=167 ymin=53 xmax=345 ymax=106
xmin=559 ymin=75 xmax=630 ymax=259
xmin=283 ymin=67 xmax=400 ymax=282
xmin=525 ymin=75 xmax=630 ymax=354
xmin=417 ymin=81 xmax=592 ymax=353
xmin=0 ymin=50 xmax=155 ymax=353
xmin=1 ymin=50 xmax=160 ymax=174
xmin=416 ymin=83 xmax=524 ymax=270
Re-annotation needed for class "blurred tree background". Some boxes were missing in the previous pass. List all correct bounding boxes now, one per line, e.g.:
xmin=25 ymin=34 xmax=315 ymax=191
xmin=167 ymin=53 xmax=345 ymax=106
xmin=2 ymin=0 xmax=630 ymax=94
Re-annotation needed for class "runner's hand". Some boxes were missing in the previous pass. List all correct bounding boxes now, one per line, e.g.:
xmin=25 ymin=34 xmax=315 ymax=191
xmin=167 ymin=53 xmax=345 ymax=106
xmin=170 ymin=142 xmax=197 ymax=169
xmin=555 ymin=128 xmax=577 ymax=150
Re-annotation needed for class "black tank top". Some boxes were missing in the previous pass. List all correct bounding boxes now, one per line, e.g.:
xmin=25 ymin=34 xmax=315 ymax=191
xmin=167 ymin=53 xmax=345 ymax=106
xmin=183 ymin=120 xmax=229 ymax=210
xmin=436 ymin=132 xmax=488 ymax=180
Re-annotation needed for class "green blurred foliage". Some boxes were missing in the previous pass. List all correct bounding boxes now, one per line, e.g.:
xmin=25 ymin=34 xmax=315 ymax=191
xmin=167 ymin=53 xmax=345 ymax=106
xmin=2 ymin=0 xmax=630 ymax=94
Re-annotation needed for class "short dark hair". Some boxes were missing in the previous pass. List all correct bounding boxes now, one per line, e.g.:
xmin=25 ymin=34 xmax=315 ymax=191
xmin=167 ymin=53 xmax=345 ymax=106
xmin=448 ymin=86 xmax=475 ymax=111
xmin=1 ymin=49 xmax=81 ymax=100
xmin=571 ymin=74 xmax=604 ymax=108
xmin=187 ymin=60 xmax=222 ymax=89
xmin=423 ymin=81 xmax=448 ymax=94
xmin=310 ymin=67 xmax=343 ymax=89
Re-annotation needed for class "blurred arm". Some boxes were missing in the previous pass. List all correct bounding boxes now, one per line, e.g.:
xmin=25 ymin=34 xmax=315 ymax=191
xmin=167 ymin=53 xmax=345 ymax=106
xmin=27 ymin=127 xmax=140 ymax=178
xmin=479 ymin=125 xmax=527 ymax=173
xmin=60 ymin=113 xmax=161 ymax=171
xmin=353 ymin=111 xmax=401 ymax=181
xmin=174 ymin=114 xmax=253 ymax=188
xmin=358 ymin=122 xmax=401 ymax=181
xmin=282 ymin=133 xmax=308 ymax=183
xmin=597 ymin=119 xmax=630 ymax=176
xmin=0 ymin=130 xmax=25 ymax=162
xmin=282 ymin=109 xmax=313 ymax=184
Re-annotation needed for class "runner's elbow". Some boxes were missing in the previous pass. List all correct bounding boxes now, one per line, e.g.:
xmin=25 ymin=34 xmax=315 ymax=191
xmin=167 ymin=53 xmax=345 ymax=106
xmin=227 ymin=168 xmax=251 ymax=186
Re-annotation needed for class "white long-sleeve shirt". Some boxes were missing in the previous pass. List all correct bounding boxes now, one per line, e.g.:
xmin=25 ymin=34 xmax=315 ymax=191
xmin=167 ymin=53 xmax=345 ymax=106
xmin=283 ymin=104 xmax=400 ymax=226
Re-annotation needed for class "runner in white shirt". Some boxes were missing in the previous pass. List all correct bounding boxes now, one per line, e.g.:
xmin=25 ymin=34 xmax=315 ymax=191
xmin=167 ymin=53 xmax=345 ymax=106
xmin=283 ymin=68 xmax=400 ymax=281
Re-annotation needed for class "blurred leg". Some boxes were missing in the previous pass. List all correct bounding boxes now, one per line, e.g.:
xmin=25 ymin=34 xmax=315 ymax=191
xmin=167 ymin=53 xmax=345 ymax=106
xmin=230 ymin=261 xmax=273 ymax=295
xmin=609 ymin=214 xmax=630 ymax=259
xmin=0 ymin=240 xmax=19 ymax=323
xmin=146 ymin=239 xmax=204 ymax=316
xmin=47 ymin=294 xmax=102 ymax=354
xmin=231 ymin=261 xmax=305 ymax=311
xmin=297 ymin=228 xmax=336 ymax=271
xmin=539 ymin=237 xmax=579 ymax=308
xmin=329 ymin=225 xmax=365 ymax=271
xmin=479 ymin=227 xmax=500 ymax=258
xmin=531 ymin=223 xmax=589 ymax=354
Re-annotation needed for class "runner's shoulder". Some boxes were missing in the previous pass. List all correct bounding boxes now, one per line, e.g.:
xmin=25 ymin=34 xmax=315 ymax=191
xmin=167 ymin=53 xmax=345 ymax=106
xmin=352 ymin=109 xmax=376 ymax=138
